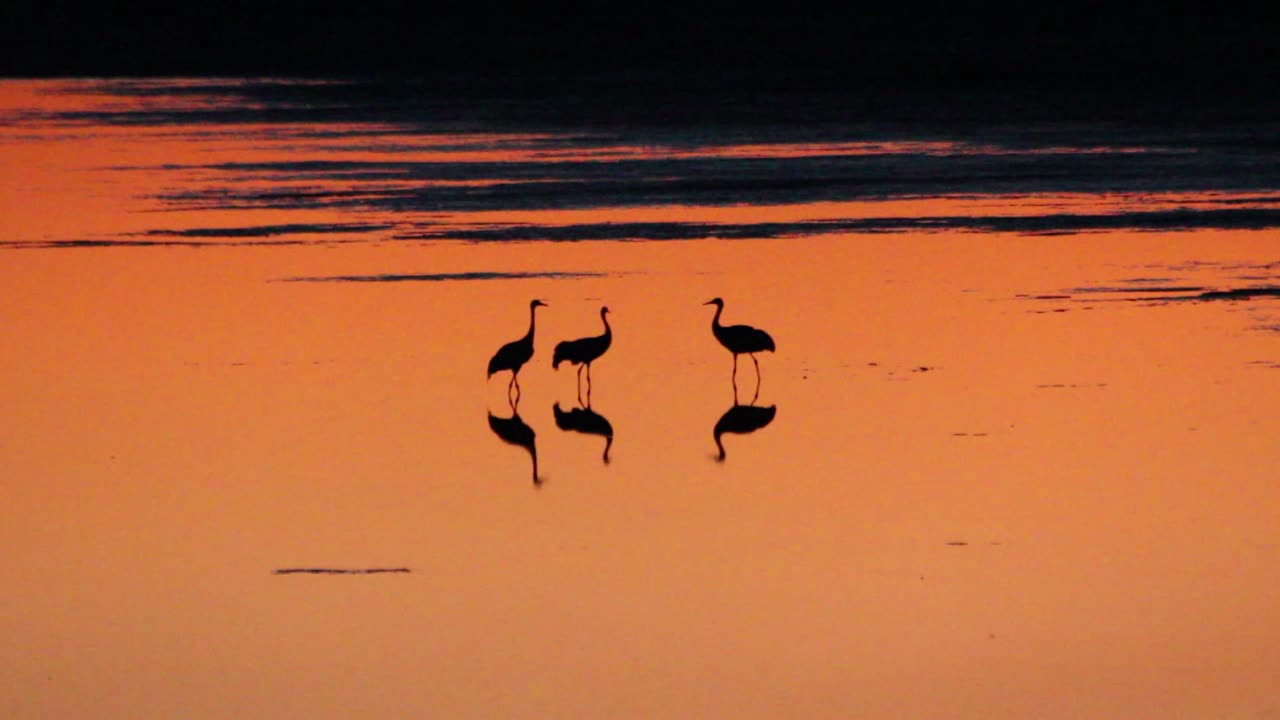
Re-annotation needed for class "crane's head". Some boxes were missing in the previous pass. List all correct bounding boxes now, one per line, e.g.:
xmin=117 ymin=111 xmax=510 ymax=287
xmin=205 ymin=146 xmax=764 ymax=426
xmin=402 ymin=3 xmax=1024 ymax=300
xmin=703 ymin=297 xmax=724 ymax=308
xmin=531 ymin=299 xmax=547 ymax=309
xmin=600 ymin=306 xmax=610 ymax=315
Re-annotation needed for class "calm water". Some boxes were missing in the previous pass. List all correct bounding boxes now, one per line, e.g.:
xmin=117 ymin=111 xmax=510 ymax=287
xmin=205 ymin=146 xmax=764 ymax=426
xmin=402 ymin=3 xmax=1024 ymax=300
xmin=2 ymin=78 xmax=1279 ymax=719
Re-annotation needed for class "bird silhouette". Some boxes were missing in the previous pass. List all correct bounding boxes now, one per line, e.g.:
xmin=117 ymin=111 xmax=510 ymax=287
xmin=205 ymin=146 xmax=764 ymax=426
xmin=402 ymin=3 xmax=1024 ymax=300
xmin=487 ymin=299 xmax=547 ymax=406
xmin=552 ymin=306 xmax=611 ymax=405
xmin=712 ymin=403 xmax=777 ymax=462
xmin=553 ymin=401 xmax=614 ymax=464
xmin=704 ymin=298 xmax=775 ymax=399
xmin=488 ymin=409 xmax=540 ymax=486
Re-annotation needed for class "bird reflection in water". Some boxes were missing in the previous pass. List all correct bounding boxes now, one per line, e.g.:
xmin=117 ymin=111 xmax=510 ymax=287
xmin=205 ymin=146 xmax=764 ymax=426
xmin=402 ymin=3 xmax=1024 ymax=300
xmin=488 ymin=403 xmax=541 ymax=487
xmin=553 ymin=401 xmax=614 ymax=464
xmin=712 ymin=402 xmax=777 ymax=462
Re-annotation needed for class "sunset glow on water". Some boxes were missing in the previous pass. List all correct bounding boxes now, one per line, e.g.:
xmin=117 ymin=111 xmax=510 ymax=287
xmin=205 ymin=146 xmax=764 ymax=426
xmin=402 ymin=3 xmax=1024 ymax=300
xmin=2 ymin=78 xmax=1279 ymax=719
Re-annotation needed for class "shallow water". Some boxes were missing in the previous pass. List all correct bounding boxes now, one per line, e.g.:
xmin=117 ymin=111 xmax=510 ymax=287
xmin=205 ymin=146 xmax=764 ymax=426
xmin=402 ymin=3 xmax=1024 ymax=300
xmin=2 ymin=78 xmax=1279 ymax=719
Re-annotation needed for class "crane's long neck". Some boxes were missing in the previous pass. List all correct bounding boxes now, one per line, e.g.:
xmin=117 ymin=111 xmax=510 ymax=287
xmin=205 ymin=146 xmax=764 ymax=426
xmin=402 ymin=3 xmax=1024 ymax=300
xmin=525 ymin=305 xmax=539 ymax=341
xmin=710 ymin=303 xmax=723 ymax=330
xmin=600 ymin=310 xmax=611 ymax=339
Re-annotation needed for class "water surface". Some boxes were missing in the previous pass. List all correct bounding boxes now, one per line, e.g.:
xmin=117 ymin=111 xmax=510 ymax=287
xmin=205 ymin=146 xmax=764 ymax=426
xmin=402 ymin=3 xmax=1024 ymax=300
xmin=2 ymin=78 xmax=1278 ymax=719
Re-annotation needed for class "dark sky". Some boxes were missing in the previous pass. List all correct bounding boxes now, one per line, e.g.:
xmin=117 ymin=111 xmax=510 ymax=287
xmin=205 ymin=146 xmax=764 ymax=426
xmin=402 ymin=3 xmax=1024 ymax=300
xmin=2 ymin=4 xmax=1276 ymax=92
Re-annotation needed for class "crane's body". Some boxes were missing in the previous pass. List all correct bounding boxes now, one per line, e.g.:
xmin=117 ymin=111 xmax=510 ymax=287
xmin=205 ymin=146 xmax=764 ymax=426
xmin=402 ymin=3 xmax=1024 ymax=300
xmin=553 ymin=306 xmax=611 ymax=370
xmin=711 ymin=318 xmax=775 ymax=356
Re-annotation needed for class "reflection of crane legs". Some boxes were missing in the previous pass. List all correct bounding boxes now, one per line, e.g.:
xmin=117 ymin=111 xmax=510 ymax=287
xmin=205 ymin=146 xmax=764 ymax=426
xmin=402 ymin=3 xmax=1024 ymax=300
xmin=508 ymin=373 xmax=522 ymax=409
xmin=730 ymin=353 xmax=763 ymax=406
xmin=573 ymin=363 xmax=596 ymax=408
xmin=750 ymin=353 xmax=761 ymax=404
xmin=576 ymin=364 xmax=585 ymax=406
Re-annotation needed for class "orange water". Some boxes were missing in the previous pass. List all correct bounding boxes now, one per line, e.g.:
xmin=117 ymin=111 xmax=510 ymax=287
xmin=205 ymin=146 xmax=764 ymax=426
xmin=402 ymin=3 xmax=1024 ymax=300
xmin=2 ymin=79 xmax=1279 ymax=720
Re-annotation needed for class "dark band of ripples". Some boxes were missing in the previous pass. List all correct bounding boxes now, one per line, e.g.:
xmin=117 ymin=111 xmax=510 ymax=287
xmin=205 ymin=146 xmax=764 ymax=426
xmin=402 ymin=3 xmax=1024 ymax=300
xmin=400 ymin=209 xmax=1280 ymax=242
xmin=275 ymin=271 xmax=612 ymax=283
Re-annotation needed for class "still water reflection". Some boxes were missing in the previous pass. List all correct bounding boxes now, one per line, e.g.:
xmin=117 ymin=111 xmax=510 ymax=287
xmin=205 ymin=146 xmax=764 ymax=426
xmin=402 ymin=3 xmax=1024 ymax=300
xmin=712 ymin=402 xmax=778 ymax=462
xmin=486 ymin=405 xmax=539 ymax=487
xmin=3 ymin=79 xmax=1280 ymax=720
xmin=553 ymin=402 xmax=615 ymax=464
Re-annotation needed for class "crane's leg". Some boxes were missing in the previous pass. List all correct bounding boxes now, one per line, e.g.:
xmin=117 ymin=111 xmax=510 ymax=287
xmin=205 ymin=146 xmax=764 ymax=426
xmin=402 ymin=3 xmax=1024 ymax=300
xmin=576 ymin=364 xmax=585 ymax=406
xmin=731 ymin=354 xmax=739 ymax=403
xmin=751 ymin=353 xmax=762 ymax=404
xmin=509 ymin=372 xmax=521 ymax=409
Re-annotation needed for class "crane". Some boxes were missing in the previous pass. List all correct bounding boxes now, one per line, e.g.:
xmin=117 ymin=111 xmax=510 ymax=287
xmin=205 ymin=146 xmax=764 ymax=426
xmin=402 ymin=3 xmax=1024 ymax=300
xmin=487 ymin=299 xmax=547 ymax=404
